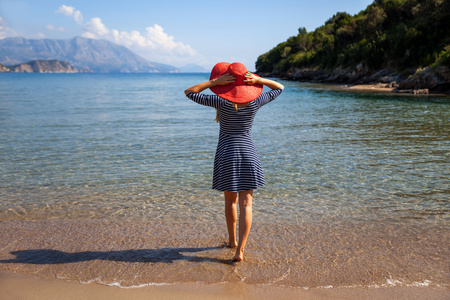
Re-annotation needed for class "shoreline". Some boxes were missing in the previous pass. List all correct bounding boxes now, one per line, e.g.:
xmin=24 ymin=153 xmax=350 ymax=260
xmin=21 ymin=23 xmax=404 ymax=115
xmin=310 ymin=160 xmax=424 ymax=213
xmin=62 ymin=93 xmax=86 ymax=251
xmin=1 ymin=219 xmax=448 ymax=290
xmin=1 ymin=271 xmax=448 ymax=300
xmin=302 ymin=82 xmax=450 ymax=96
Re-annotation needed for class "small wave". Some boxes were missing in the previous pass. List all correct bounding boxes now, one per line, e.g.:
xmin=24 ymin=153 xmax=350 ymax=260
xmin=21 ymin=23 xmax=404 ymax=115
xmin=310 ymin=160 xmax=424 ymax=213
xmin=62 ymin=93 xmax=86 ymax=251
xmin=368 ymin=278 xmax=434 ymax=288
xmin=258 ymin=278 xmax=440 ymax=292
xmin=78 ymin=277 xmax=171 ymax=289
xmin=78 ymin=277 xmax=440 ymax=290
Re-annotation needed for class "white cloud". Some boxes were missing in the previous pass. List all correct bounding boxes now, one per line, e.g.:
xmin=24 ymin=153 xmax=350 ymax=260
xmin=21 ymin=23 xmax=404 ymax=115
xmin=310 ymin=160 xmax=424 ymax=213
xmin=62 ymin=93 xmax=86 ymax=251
xmin=111 ymin=24 xmax=199 ymax=66
xmin=55 ymin=6 xmax=201 ymax=67
xmin=107 ymin=24 xmax=196 ymax=56
xmin=145 ymin=25 xmax=196 ymax=56
xmin=0 ymin=17 xmax=17 ymax=39
xmin=111 ymin=29 xmax=149 ymax=48
xmin=82 ymin=18 xmax=198 ymax=66
xmin=56 ymin=5 xmax=83 ymax=24
xmin=82 ymin=18 xmax=109 ymax=38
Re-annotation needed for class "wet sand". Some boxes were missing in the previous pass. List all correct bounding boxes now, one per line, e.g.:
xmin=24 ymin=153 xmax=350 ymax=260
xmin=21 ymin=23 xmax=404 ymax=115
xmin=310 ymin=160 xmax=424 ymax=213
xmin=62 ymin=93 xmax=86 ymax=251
xmin=1 ymin=270 xmax=449 ymax=300
xmin=1 ymin=219 xmax=448 ymax=291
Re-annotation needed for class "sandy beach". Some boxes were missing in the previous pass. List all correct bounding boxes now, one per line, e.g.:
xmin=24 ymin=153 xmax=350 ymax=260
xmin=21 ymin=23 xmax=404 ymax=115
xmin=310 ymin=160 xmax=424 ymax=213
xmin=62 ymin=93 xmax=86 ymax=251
xmin=0 ymin=270 xmax=448 ymax=300
xmin=0 ymin=220 xmax=448 ymax=300
xmin=347 ymin=84 xmax=396 ymax=92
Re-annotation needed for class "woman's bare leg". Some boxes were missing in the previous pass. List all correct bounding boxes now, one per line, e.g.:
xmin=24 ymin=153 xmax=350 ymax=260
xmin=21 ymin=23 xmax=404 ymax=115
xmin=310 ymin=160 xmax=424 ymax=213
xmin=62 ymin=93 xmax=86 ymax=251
xmin=224 ymin=191 xmax=238 ymax=248
xmin=233 ymin=190 xmax=253 ymax=262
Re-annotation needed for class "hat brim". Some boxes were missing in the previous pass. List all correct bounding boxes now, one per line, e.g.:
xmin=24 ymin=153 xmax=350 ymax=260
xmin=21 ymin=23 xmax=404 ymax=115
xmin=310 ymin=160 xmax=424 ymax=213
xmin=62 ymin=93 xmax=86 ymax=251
xmin=209 ymin=62 xmax=263 ymax=103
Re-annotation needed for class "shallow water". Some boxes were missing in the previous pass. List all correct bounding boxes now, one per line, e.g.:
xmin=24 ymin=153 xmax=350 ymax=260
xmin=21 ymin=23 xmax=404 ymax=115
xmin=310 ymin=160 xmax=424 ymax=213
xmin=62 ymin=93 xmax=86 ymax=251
xmin=0 ymin=73 xmax=449 ymax=288
xmin=0 ymin=73 xmax=448 ymax=224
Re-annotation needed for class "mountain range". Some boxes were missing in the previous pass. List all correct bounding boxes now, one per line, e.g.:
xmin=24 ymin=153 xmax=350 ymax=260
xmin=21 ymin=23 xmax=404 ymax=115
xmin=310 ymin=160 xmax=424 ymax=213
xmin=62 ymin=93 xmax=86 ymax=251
xmin=0 ymin=36 xmax=179 ymax=73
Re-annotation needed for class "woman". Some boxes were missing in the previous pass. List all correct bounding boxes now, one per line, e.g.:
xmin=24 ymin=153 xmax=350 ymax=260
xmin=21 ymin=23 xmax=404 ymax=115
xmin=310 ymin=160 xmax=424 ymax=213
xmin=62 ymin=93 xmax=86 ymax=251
xmin=184 ymin=62 xmax=284 ymax=261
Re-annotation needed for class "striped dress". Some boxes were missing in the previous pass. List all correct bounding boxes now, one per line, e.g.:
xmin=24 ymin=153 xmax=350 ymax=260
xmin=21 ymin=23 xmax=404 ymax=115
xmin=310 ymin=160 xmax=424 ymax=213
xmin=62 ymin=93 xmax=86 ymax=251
xmin=186 ymin=88 xmax=283 ymax=192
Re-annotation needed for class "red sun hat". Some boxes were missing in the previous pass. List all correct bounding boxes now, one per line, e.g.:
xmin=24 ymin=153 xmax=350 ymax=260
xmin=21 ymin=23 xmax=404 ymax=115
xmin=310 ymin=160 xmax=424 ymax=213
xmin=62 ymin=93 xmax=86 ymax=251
xmin=209 ymin=62 xmax=263 ymax=103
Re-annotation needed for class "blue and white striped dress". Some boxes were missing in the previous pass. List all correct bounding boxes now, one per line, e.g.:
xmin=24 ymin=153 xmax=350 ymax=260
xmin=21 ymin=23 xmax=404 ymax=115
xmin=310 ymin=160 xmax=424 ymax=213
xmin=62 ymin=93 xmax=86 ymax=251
xmin=186 ymin=89 xmax=283 ymax=192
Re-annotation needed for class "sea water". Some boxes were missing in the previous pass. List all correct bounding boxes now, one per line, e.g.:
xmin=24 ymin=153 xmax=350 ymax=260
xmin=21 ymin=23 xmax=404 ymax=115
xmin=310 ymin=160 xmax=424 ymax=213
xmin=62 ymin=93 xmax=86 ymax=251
xmin=0 ymin=73 xmax=449 ymax=289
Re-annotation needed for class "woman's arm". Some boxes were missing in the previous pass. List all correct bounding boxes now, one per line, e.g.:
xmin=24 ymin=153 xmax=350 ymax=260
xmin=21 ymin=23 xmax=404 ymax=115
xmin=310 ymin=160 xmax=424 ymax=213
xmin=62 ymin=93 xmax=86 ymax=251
xmin=244 ymin=73 xmax=284 ymax=90
xmin=184 ymin=74 xmax=235 ymax=95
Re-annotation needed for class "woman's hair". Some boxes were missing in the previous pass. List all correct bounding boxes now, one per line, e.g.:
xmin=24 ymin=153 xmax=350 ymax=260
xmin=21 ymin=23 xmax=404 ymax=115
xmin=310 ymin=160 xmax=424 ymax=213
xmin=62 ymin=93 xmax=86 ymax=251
xmin=215 ymin=103 xmax=239 ymax=122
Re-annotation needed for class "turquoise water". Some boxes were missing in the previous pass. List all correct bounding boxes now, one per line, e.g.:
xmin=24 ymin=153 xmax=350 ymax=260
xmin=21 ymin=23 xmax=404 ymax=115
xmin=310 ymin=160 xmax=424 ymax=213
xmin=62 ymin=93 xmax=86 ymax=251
xmin=0 ymin=73 xmax=449 ymax=224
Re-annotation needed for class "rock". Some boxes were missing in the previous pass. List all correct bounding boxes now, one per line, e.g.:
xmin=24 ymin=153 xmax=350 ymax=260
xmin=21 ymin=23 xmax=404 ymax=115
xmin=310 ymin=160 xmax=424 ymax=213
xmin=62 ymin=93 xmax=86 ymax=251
xmin=356 ymin=63 xmax=369 ymax=74
xmin=281 ymin=65 xmax=449 ymax=94
xmin=398 ymin=71 xmax=435 ymax=90
xmin=379 ymin=75 xmax=400 ymax=83
xmin=289 ymin=68 xmax=328 ymax=81
xmin=398 ymin=66 xmax=450 ymax=92
xmin=395 ymin=88 xmax=429 ymax=94
xmin=413 ymin=89 xmax=429 ymax=94
xmin=327 ymin=66 xmax=364 ymax=83
xmin=368 ymin=69 xmax=391 ymax=82
xmin=434 ymin=65 xmax=450 ymax=81
xmin=386 ymin=81 xmax=398 ymax=88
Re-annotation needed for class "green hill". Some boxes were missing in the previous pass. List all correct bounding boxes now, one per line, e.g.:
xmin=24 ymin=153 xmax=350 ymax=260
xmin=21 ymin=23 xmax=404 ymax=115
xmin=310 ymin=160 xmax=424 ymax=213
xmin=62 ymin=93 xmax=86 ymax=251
xmin=256 ymin=0 xmax=450 ymax=93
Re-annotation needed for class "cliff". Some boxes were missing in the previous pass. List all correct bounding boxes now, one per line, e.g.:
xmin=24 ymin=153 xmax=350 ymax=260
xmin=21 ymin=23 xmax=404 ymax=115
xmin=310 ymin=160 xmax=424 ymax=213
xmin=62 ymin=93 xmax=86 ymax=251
xmin=0 ymin=63 xmax=10 ymax=72
xmin=2 ymin=60 xmax=90 ymax=73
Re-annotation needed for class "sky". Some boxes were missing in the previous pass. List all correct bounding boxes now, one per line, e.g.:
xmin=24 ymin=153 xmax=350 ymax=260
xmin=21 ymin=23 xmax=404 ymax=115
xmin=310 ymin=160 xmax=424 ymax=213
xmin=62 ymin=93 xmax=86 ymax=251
xmin=0 ymin=0 xmax=374 ymax=70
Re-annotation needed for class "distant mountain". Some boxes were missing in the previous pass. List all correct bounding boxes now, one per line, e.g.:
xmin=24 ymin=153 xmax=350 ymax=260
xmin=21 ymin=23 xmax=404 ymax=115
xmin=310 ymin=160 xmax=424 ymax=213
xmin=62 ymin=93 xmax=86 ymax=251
xmin=179 ymin=64 xmax=208 ymax=73
xmin=1 ymin=60 xmax=90 ymax=73
xmin=0 ymin=36 xmax=179 ymax=73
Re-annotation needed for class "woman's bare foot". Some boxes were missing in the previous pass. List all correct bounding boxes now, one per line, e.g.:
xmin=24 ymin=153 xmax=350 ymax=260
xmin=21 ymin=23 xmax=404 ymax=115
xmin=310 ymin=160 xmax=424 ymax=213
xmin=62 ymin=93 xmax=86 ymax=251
xmin=222 ymin=241 xmax=237 ymax=248
xmin=232 ymin=249 xmax=244 ymax=262
xmin=228 ymin=241 xmax=238 ymax=248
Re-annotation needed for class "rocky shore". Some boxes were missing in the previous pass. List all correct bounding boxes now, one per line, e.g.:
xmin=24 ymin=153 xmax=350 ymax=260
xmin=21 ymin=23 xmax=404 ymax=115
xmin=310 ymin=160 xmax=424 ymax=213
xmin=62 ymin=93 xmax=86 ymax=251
xmin=262 ymin=64 xmax=450 ymax=95
xmin=0 ymin=60 xmax=90 ymax=73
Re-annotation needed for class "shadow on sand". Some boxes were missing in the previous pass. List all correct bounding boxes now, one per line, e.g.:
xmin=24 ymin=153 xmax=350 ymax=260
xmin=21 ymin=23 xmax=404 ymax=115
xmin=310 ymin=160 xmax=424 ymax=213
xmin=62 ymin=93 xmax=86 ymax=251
xmin=0 ymin=246 xmax=234 ymax=265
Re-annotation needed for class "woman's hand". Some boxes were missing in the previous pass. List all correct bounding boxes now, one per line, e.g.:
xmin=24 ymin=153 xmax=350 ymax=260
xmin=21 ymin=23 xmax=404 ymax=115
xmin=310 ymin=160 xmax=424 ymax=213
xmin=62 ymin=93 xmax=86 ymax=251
xmin=213 ymin=73 xmax=236 ymax=86
xmin=243 ymin=72 xmax=260 ymax=85
xmin=184 ymin=73 xmax=235 ymax=95
xmin=244 ymin=72 xmax=284 ymax=90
